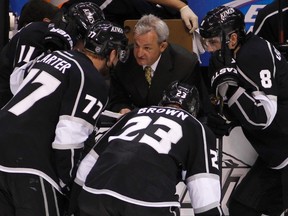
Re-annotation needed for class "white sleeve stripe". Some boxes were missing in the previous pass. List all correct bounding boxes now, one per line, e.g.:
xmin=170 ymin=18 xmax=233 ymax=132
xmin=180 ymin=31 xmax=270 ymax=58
xmin=253 ymin=93 xmax=277 ymax=128
xmin=39 ymin=177 xmax=50 ymax=216
xmin=201 ymin=123 xmax=210 ymax=173
xmin=228 ymin=88 xmax=275 ymax=127
xmin=82 ymin=187 xmax=181 ymax=207
xmin=254 ymin=7 xmax=288 ymax=35
xmin=266 ymin=41 xmax=276 ymax=78
xmin=193 ymin=202 xmax=221 ymax=214
xmin=235 ymin=100 xmax=266 ymax=127
xmin=271 ymin=157 xmax=288 ymax=169
xmin=59 ymin=115 xmax=94 ymax=130
xmin=52 ymin=143 xmax=84 ymax=149
xmin=100 ymin=0 xmax=113 ymax=10
xmin=0 ymin=165 xmax=62 ymax=193
xmin=236 ymin=66 xmax=259 ymax=91
xmin=253 ymin=11 xmax=277 ymax=35
xmin=76 ymin=150 xmax=98 ymax=184
xmin=186 ymin=173 xmax=220 ymax=182
xmin=186 ymin=174 xmax=221 ymax=212
xmin=69 ymin=149 xmax=74 ymax=177
xmin=52 ymin=116 xmax=93 ymax=149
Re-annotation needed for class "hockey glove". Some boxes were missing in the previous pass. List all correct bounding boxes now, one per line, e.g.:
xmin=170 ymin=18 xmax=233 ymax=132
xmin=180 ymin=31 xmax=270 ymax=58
xmin=208 ymin=43 xmax=236 ymax=77
xmin=210 ymin=67 xmax=239 ymax=99
xmin=206 ymin=113 xmax=236 ymax=138
xmin=44 ymin=24 xmax=75 ymax=51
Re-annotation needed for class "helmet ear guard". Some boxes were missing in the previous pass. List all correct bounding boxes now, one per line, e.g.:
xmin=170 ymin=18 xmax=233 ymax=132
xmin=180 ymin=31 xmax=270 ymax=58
xmin=116 ymin=44 xmax=130 ymax=63
xmin=84 ymin=20 xmax=129 ymax=63
xmin=159 ymin=81 xmax=200 ymax=117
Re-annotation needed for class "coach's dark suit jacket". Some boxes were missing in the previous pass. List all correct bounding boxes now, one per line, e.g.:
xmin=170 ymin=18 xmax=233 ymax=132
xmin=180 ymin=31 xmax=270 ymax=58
xmin=108 ymin=43 xmax=211 ymax=117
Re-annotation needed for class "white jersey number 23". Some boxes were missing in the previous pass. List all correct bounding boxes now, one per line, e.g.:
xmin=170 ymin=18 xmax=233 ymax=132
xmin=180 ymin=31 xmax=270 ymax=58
xmin=109 ymin=116 xmax=183 ymax=154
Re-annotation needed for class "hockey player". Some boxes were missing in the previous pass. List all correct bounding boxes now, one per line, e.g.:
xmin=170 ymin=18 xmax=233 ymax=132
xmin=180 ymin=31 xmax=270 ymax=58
xmin=0 ymin=2 xmax=105 ymax=108
xmin=253 ymin=0 xmax=288 ymax=59
xmin=199 ymin=6 xmax=288 ymax=215
xmin=0 ymin=20 xmax=129 ymax=215
xmin=69 ymin=81 xmax=223 ymax=216
xmin=60 ymin=0 xmax=198 ymax=33
xmin=17 ymin=0 xmax=59 ymax=30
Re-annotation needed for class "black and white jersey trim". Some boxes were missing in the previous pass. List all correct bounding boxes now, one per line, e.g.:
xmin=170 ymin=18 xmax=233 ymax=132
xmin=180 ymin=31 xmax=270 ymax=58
xmin=0 ymin=165 xmax=62 ymax=193
xmin=82 ymin=186 xmax=181 ymax=207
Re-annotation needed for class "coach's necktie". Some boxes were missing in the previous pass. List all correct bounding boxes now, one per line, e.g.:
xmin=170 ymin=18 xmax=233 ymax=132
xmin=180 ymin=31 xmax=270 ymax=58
xmin=144 ymin=66 xmax=152 ymax=86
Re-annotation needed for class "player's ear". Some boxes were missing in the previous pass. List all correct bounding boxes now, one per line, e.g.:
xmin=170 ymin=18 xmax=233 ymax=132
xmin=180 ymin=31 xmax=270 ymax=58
xmin=229 ymin=32 xmax=238 ymax=49
xmin=108 ymin=49 xmax=118 ymax=66
xmin=42 ymin=18 xmax=51 ymax=23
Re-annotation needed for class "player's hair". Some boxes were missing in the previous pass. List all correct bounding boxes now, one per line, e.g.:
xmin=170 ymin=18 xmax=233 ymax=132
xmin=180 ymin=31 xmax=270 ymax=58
xmin=199 ymin=6 xmax=246 ymax=43
xmin=159 ymin=81 xmax=200 ymax=117
xmin=84 ymin=20 xmax=129 ymax=63
xmin=134 ymin=14 xmax=169 ymax=43
xmin=18 ymin=0 xmax=59 ymax=29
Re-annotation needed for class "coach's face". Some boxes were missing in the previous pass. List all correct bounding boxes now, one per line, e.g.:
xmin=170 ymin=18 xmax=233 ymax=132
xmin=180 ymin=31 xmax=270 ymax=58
xmin=133 ymin=30 xmax=167 ymax=66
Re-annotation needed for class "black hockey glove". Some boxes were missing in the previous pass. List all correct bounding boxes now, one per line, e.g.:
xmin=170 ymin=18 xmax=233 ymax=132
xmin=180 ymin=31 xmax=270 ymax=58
xmin=210 ymin=67 xmax=239 ymax=99
xmin=206 ymin=113 xmax=237 ymax=138
xmin=208 ymin=46 xmax=236 ymax=76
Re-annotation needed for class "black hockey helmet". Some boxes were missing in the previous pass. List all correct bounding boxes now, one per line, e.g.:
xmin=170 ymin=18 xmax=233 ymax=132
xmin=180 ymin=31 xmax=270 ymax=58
xmin=85 ymin=20 xmax=129 ymax=63
xmin=44 ymin=2 xmax=105 ymax=51
xmin=159 ymin=81 xmax=200 ymax=117
xmin=199 ymin=6 xmax=245 ymax=41
xmin=66 ymin=2 xmax=105 ymax=39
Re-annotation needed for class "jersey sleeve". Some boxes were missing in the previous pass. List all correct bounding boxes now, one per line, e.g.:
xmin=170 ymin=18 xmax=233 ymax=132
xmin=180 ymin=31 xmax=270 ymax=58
xmin=227 ymin=38 xmax=281 ymax=130
xmin=184 ymin=121 xmax=223 ymax=215
xmin=253 ymin=4 xmax=278 ymax=43
xmin=51 ymin=51 xmax=109 ymax=194
xmin=0 ymin=22 xmax=50 ymax=108
xmin=74 ymin=112 xmax=131 ymax=187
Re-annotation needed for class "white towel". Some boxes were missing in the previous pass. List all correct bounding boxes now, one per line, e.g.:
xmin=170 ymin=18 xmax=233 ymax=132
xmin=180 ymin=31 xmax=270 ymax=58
xmin=192 ymin=28 xmax=205 ymax=63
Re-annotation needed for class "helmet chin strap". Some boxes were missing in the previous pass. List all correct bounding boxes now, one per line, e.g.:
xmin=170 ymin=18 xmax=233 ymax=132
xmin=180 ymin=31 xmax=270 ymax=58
xmin=103 ymin=57 xmax=116 ymax=74
xmin=218 ymin=28 xmax=228 ymax=64
xmin=219 ymin=28 xmax=238 ymax=61
xmin=107 ymin=60 xmax=115 ymax=70
xmin=96 ymin=58 xmax=111 ymax=77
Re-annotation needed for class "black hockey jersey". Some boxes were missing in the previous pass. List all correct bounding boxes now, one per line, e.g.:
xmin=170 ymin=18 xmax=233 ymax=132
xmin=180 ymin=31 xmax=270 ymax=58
xmin=253 ymin=0 xmax=288 ymax=45
xmin=76 ymin=106 xmax=222 ymax=215
xmin=0 ymin=22 xmax=49 ymax=108
xmin=228 ymin=33 xmax=288 ymax=168
xmin=0 ymin=50 xmax=108 ymax=193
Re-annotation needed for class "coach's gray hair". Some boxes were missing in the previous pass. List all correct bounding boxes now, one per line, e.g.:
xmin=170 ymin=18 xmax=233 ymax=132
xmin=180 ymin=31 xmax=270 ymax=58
xmin=134 ymin=14 xmax=169 ymax=43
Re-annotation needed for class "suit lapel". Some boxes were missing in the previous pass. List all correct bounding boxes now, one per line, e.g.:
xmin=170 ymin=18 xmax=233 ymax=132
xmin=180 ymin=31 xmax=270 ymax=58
xmin=131 ymin=64 xmax=150 ymax=99
xmin=150 ymin=46 xmax=173 ymax=91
